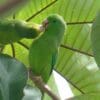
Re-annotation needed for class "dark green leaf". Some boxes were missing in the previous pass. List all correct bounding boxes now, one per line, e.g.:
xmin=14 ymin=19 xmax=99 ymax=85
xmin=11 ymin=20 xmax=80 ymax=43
xmin=0 ymin=54 xmax=28 ymax=100
xmin=91 ymin=12 xmax=100 ymax=67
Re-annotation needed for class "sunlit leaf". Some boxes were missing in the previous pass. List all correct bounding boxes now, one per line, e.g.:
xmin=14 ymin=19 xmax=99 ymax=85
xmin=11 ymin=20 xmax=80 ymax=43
xmin=68 ymin=94 xmax=100 ymax=100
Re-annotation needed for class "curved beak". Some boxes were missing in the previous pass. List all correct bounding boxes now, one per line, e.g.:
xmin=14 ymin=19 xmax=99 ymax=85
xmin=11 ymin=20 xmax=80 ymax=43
xmin=39 ymin=19 xmax=49 ymax=32
xmin=42 ymin=19 xmax=49 ymax=28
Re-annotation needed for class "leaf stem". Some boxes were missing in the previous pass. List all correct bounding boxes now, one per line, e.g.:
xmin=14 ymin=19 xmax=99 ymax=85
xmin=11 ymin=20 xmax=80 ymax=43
xmin=67 ymin=21 xmax=93 ymax=25
xmin=60 ymin=44 xmax=93 ymax=57
xmin=17 ymin=42 xmax=93 ymax=57
xmin=10 ymin=43 xmax=15 ymax=57
xmin=26 ymin=0 xmax=58 ymax=21
xmin=17 ymin=41 xmax=29 ymax=50
xmin=55 ymin=70 xmax=85 ymax=94
xmin=29 ymin=69 xmax=60 ymax=100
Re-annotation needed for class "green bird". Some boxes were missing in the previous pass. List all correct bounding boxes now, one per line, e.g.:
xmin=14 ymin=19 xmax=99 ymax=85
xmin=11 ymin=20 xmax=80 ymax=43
xmin=0 ymin=19 xmax=41 ymax=45
xmin=29 ymin=14 xmax=66 ymax=82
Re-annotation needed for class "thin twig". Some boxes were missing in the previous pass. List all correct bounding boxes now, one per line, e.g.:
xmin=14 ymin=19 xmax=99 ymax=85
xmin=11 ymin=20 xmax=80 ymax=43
xmin=54 ymin=70 xmax=85 ymax=94
xmin=29 ymin=69 xmax=60 ymax=100
xmin=60 ymin=44 xmax=93 ymax=57
xmin=10 ymin=43 xmax=15 ymax=57
xmin=26 ymin=0 xmax=58 ymax=21
xmin=17 ymin=41 xmax=29 ymax=50
xmin=67 ymin=20 xmax=93 ymax=25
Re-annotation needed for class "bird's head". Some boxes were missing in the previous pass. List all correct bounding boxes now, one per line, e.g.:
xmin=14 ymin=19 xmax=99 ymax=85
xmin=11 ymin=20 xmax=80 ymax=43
xmin=41 ymin=14 xmax=66 ymax=35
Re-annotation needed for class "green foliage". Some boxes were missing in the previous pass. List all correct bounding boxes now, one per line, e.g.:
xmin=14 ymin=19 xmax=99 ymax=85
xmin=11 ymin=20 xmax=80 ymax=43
xmin=0 ymin=53 xmax=28 ymax=100
xmin=91 ymin=12 xmax=100 ymax=67
xmin=69 ymin=94 xmax=100 ymax=100
xmin=0 ymin=0 xmax=100 ymax=100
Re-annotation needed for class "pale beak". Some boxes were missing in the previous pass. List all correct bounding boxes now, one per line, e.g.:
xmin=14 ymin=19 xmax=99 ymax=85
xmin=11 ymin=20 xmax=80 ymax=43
xmin=42 ymin=19 xmax=49 ymax=28
xmin=39 ymin=19 xmax=49 ymax=32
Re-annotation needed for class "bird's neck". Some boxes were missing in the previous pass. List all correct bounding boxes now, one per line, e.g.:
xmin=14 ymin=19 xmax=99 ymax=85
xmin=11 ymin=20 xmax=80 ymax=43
xmin=41 ymin=30 xmax=63 ymax=47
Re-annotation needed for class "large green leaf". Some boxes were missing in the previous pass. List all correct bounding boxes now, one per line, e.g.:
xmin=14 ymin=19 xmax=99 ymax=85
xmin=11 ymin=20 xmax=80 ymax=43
xmin=68 ymin=94 xmax=100 ymax=100
xmin=16 ymin=0 xmax=100 ymax=23
xmin=55 ymin=23 xmax=99 ymax=97
xmin=0 ymin=54 xmax=28 ymax=100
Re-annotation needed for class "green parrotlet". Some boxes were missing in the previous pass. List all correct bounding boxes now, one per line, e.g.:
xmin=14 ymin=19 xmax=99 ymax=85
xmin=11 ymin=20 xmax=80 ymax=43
xmin=29 ymin=14 xmax=66 ymax=82
xmin=0 ymin=19 xmax=42 ymax=45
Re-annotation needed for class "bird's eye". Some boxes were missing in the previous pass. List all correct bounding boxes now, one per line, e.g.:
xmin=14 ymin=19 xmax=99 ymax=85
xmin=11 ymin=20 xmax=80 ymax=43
xmin=53 ymin=20 xmax=56 ymax=23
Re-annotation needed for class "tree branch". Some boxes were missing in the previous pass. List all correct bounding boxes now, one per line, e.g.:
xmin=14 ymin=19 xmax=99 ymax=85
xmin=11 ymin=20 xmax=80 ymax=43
xmin=29 ymin=69 xmax=60 ymax=100
xmin=60 ymin=44 xmax=93 ymax=57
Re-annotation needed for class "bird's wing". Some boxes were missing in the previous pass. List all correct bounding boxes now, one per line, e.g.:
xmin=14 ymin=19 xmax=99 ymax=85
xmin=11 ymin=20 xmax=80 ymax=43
xmin=50 ymin=49 xmax=58 ymax=74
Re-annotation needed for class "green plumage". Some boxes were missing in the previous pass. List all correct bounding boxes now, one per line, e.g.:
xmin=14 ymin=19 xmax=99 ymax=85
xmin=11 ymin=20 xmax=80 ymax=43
xmin=29 ymin=14 xmax=66 ymax=82
xmin=0 ymin=19 xmax=41 ymax=45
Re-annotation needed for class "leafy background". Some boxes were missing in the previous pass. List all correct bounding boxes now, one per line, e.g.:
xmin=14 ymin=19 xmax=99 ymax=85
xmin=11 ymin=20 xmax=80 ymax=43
xmin=1 ymin=0 xmax=100 ymax=99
